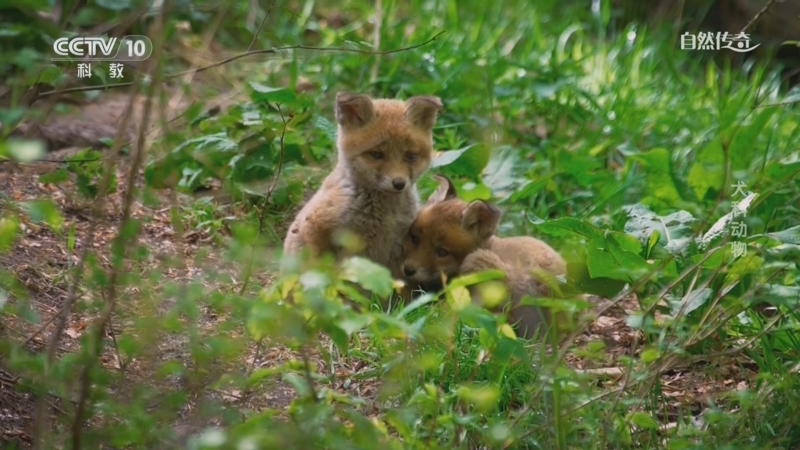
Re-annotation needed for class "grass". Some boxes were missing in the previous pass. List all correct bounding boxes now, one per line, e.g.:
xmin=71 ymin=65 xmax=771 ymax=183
xmin=2 ymin=0 xmax=800 ymax=448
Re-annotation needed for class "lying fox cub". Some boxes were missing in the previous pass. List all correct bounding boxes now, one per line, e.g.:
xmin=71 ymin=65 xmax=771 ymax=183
xmin=401 ymin=175 xmax=567 ymax=338
xmin=284 ymin=92 xmax=443 ymax=288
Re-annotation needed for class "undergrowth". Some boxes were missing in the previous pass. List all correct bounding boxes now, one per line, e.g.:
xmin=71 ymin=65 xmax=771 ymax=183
xmin=1 ymin=0 xmax=799 ymax=449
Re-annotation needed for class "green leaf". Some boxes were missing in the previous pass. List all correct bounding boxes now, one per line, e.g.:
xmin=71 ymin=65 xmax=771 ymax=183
xmin=632 ymin=148 xmax=683 ymax=207
xmin=628 ymin=412 xmax=659 ymax=430
xmin=482 ymin=146 xmax=525 ymax=198
xmin=586 ymin=235 xmax=651 ymax=282
xmin=338 ymin=313 xmax=374 ymax=335
xmin=0 ymin=217 xmax=20 ymax=253
xmin=646 ymin=230 xmax=661 ymax=258
xmin=455 ymin=383 xmax=500 ymax=413
xmin=282 ymin=373 xmax=312 ymax=398
xmin=567 ymin=261 xmax=626 ymax=298
xmin=687 ymin=137 xmax=725 ymax=200
xmin=724 ymin=254 xmax=763 ymax=286
xmin=38 ymin=168 xmax=69 ymax=185
xmin=20 ymin=200 xmax=63 ymax=233
xmin=767 ymin=225 xmax=800 ymax=245
xmin=322 ymin=323 xmax=349 ymax=354
xmin=729 ymin=107 xmax=778 ymax=171
xmin=528 ymin=216 xmax=604 ymax=241
xmin=667 ymin=287 xmax=711 ymax=316
xmin=431 ymin=145 xmax=473 ymax=168
xmin=249 ymin=82 xmax=297 ymax=104
xmin=340 ymin=257 xmax=393 ymax=298
xmin=623 ymin=204 xmax=695 ymax=256
xmin=509 ymin=178 xmax=549 ymax=203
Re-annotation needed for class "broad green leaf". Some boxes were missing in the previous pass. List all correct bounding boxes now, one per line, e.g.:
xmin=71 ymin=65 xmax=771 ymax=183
xmin=687 ymin=137 xmax=724 ymax=200
xmin=528 ymin=216 xmax=605 ymax=241
xmin=632 ymin=148 xmax=683 ymax=207
xmin=724 ymin=254 xmax=763 ymax=286
xmin=623 ymin=204 xmax=695 ymax=255
xmin=38 ymin=168 xmax=69 ymax=185
xmin=509 ymin=178 xmax=549 ymax=203
xmin=567 ymin=261 xmax=626 ymax=299
xmin=455 ymin=383 xmax=500 ymax=413
xmin=628 ymin=412 xmax=659 ymax=430
xmin=442 ymin=143 xmax=491 ymax=179
xmin=729 ymin=107 xmax=778 ymax=171
xmin=338 ymin=313 xmax=375 ymax=335
xmin=646 ymin=230 xmax=661 ymax=258
xmin=431 ymin=145 xmax=474 ymax=168
xmin=586 ymin=234 xmax=651 ymax=282
xmin=482 ymin=146 xmax=525 ymax=199
xmin=20 ymin=200 xmax=63 ymax=233
xmin=668 ymin=287 xmax=712 ymax=316
xmin=249 ymin=82 xmax=297 ymax=104
xmin=322 ymin=323 xmax=349 ymax=354
xmin=767 ymin=225 xmax=800 ymax=245
xmin=459 ymin=181 xmax=493 ymax=202
xmin=640 ymin=348 xmax=660 ymax=363
xmin=340 ymin=257 xmax=393 ymax=298
xmin=0 ymin=217 xmax=20 ymax=253
xmin=609 ymin=231 xmax=643 ymax=255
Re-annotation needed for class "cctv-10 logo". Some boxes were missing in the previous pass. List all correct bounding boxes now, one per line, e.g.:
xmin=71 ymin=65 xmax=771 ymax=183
xmin=52 ymin=35 xmax=153 ymax=61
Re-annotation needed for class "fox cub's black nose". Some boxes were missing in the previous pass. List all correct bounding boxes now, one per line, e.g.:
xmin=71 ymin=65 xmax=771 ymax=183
xmin=403 ymin=266 xmax=416 ymax=277
xmin=392 ymin=178 xmax=406 ymax=190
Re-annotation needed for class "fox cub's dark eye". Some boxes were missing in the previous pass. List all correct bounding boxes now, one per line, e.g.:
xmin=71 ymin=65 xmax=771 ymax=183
xmin=436 ymin=248 xmax=449 ymax=258
xmin=369 ymin=151 xmax=384 ymax=160
xmin=404 ymin=153 xmax=417 ymax=163
xmin=410 ymin=234 xmax=420 ymax=245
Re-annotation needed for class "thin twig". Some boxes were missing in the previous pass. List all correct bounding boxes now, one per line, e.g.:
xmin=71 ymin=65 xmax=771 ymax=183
xmin=740 ymin=0 xmax=778 ymax=34
xmin=35 ymin=31 xmax=445 ymax=99
xmin=248 ymin=0 xmax=277 ymax=52
xmin=258 ymin=103 xmax=288 ymax=228
xmin=239 ymin=102 xmax=288 ymax=297
xmin=300 ymin=345 xmax=319 ymax=403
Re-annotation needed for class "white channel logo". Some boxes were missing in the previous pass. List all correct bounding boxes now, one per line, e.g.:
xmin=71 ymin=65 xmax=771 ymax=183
xmin=52 ymin=35 xmax=153 ymax=61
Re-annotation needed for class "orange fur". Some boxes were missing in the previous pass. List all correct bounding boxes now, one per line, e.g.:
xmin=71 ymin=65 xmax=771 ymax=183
xmin=401 ymin=175 xmax=567 ymax=338
xmin=283 ymin=93 xmax=443 ymax=286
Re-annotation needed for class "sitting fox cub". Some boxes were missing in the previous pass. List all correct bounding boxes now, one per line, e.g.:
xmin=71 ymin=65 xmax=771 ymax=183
xmin=284 ymin=92 xmax=443 ymax=283
xmin=401 ymin=175 xmax=567 ymax=338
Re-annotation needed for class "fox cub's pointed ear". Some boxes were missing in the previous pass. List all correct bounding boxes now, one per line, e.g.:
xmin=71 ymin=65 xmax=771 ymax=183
xmin=461 ymin=201 xmax=500 ymax=240
xmin=335 ymin=93 xmax=375 ymax=128
xmin=427 ymin=175 xmax=458 ymax=204
xmin=404 ymin=96 xmax=443 ymax=129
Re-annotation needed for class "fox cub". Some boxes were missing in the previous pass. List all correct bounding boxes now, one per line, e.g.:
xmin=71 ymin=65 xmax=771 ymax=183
xmin=401 ymin=175 xmax=567 ymax=338
xmin=284 ymin=92 xmax=443 ymax=282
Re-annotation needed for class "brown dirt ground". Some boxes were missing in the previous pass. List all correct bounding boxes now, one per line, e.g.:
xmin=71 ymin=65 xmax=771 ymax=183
xmin=0 ymin=92 xmax=757 ymax=448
